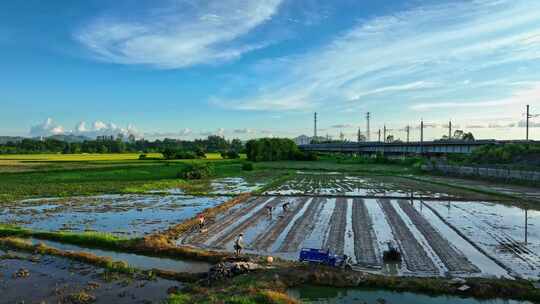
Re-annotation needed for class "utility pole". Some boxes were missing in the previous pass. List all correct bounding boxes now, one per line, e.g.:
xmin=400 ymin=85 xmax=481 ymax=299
xmin=420 ymin=119 xmax=424 ymax=155
xmin=420 ymin=119 xmax=424 ymax=143
xmin=527 ymin=105 xmax=530 ymax=141
xmin=406 ymin=125 xmax=410 ymax=143
xmin=366 ymin=112 xmax=371 ymax=142
xmin=378 ymin=129 xmax=381 ymax=142
xmin=314 ymin=112 xmax=318 ymax=139
xmin=383 ymin=125 xmax=387 ymax=143
xmin=526 ymin=105 xmax=540 ymax=141
xmin=448 ymin=120 xmax=452 ymax=140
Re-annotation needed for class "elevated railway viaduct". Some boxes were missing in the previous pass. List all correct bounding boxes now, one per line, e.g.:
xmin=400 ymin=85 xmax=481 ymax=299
xmin=299 ymin=140 xmax=537 ymax=155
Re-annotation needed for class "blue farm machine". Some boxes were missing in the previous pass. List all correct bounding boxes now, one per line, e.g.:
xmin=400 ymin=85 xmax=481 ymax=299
xmin=298 ymin=248 xmax=352 ymax=269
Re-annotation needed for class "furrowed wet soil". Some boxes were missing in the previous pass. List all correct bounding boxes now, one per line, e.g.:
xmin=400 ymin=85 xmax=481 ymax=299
xmin=252 ymin=197 xmax=310 ymax=251
xmin=278 ymin=197 xmax=324 ymax=252
xmin=397 ymin=200 xmax=480 ymax=274
xmin=323 ymin=197 xmax=348 ymax=255
xmin=352 ymin=198 xmax=380 ymax=267
xmin=378 ymin=199 xmax=438 ymax=274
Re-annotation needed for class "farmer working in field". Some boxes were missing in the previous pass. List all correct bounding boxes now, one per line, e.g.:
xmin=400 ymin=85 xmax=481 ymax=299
xmin=266 ymin=205 xmax=273 ymax=217
xmin=282 ymin=202 xmax=290 ymax=212
xmin=234 ymin=233 xmax=244 ymax=256
xmin=198 ymin=214 xmax=205 ymax=231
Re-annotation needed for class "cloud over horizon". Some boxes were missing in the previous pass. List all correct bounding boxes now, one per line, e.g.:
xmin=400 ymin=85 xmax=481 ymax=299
xmin=29 ymin=118 xmax=141 ymax=139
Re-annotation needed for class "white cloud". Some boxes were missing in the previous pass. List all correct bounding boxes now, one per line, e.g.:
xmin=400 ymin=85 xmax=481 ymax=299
xmin=234 ymin=128 xmax=255 ymax=134
xmin=218 ymin=0 xmax=540 ymax=113
xmin=199 ymin=128 xmax=225 ymax=137
xmin=330 ymin=124 xmax=354 ymax=129
xmin=29 ymin=118 xmax=65 ymax=137
xmin=75 ymin=0 xmax=283 ymax=68
xmin=29 ymin=118 xmax=141 ymax=138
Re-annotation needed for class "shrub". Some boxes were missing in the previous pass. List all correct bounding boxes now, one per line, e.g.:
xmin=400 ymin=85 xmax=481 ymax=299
xmin=178 ymin=163 xmax=214 ymax=180
xmin=226 ymin=150 xmax=240 ymax=159
xmin=174 ymin=151 xmax=197 ymax=159
xmin=242 ymin=162 xmax=254 ymax=171
xmin=195 ymin=147 xmax=206 ymax=158
xmin=138 ymin=154 xmax=147 ymax=160
xmin=162 ymin=148 xmax=198 ymax=160
xmin=293 ymin=151 xmax=319 ymax=161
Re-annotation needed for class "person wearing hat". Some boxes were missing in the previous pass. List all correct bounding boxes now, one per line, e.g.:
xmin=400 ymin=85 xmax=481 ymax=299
xmin=234 ymin=233 xmax=244 ymax=256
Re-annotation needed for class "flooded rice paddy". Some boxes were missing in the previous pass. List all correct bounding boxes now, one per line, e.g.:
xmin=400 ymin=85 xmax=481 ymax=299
xmin=2 ymin=171 xmax=539 ymax=284
xmin=0 ymin=194 xmax=228 ymax=237
xmin=0 ymin=250 xmax=178 ymax=303
xmin=265 ymin=173 xmax=461 ymax=198
xmin=288 ymin=286 xmax=534 ymax=304
xmin=180 ymin=195 xmax=538 ymax=279
xmin=210 ymin=177 xmax=264 ymax=194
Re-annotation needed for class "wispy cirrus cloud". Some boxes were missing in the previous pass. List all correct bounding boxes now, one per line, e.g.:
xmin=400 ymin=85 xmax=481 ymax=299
xmin=75 ymin=0 xmax=283 ymax=68
xmin=410 ymin=83 xmax=540 ymax=111
xmin=217 ymin=0 xmax=540 ymax=115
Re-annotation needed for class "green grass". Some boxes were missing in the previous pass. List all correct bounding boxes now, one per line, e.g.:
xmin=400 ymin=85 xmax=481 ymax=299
xmin=0 ymin=157 xmax=270 ymax=201
xmin=0 ymin=224 xmax=131 ymax=249
xmin=166 ymin=294 xmax=192 ymax=304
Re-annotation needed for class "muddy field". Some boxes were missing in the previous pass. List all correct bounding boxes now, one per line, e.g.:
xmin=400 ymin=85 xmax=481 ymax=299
xmin=264 ymin=173 xmax=487 ymax=199
xmin=179 ymin=196 xmax=538 ymax=279
xmin=0 ymin=194 xmax=228 ymax=237
xmin=0 ymin=249 xmax=178 ymax=303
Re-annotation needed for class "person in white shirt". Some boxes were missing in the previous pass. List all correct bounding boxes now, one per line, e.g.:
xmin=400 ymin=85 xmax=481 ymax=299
xmin=234 ymin=233 xmax=244 ymax=256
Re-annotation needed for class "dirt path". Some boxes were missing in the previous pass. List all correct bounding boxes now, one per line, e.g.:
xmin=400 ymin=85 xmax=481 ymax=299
xmin=378 ymin=199 xmax=438 ymax=274
xmin=210 ymin=197 xmax=281 ymax=248
xmin=251 ymin=197 xmax=309 ymax=251
xmin=278 ymin=197 xmax=324 ymax=252
xmin=183 ymin=197 xmax=265 ymax=245
xmin=397 ymin=200 xmax=479 ymax=274
xmin=352 ymin=198 xmax=380 ymax=267
xmin=323 ymin=197 xmax=348 ymax=255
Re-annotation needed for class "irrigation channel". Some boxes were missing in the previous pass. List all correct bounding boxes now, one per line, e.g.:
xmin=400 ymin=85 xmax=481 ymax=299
xmin=287 ymin=286 xmax=535 ymax=304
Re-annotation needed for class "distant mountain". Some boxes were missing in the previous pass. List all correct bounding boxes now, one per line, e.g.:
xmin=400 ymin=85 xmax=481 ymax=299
xmin=0 ymin=136 xmax=25 ymax=144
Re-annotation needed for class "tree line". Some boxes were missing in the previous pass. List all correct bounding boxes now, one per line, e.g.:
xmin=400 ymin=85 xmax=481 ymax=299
xmin=0 ymin=135 xmax=244 ymax=155
xmin=245 ymin=138 xmax=317 ymax=161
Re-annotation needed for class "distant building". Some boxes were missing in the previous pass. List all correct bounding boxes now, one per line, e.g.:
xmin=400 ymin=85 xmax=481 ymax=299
xmin=293 ymin=135 xmax=326 ymax=145
xmin=294 ymin=135 xmax=311 ymax=145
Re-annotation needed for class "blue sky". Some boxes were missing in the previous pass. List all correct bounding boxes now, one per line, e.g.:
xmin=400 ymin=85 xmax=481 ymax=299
xmin=1 ymin=0 xmax=540 ymax=140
